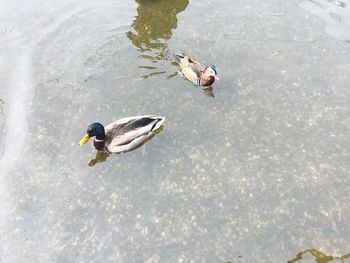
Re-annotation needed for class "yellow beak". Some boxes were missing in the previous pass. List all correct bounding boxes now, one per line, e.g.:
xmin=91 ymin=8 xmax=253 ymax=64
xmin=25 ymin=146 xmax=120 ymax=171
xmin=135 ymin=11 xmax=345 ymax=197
xmin=79 ymin=133 xmax=91 ymax=146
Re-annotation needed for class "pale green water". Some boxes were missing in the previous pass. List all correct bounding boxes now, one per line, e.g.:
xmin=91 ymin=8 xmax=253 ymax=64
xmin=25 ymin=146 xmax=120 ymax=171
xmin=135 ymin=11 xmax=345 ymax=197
xmin=1 ymin=0 xmax=350 ymax=262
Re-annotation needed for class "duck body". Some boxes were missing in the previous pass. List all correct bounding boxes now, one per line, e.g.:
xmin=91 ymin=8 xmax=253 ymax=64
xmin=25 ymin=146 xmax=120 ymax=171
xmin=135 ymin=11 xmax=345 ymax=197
xmin=79 ymin=115 xmax=165 ymax=154
xmin=175 ymin=54 xmax=219 ymax=86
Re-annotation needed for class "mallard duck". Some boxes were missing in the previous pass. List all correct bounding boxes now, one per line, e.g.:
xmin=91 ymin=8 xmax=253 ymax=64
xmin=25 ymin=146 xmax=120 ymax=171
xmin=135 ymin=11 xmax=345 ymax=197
xmin=79 ymin=115 xmax=165 ymax=153
xmin=175 ymin=54 xmax=219 ymax=86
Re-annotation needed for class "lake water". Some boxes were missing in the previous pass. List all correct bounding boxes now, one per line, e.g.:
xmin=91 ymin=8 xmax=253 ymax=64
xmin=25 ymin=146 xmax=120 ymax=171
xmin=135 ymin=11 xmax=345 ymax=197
xmin=1 ymin=0 xmax=350 ymax=262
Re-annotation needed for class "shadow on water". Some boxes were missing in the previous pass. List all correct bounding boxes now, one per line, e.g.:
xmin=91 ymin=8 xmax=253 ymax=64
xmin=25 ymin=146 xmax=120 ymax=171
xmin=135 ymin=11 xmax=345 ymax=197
xmin=126 ymin=0 xmax=189 ymax=78
xmin=288 ymin=249 xmax=350 ymax=263
xmin=87 ymin=126 xmax=165 ymax=167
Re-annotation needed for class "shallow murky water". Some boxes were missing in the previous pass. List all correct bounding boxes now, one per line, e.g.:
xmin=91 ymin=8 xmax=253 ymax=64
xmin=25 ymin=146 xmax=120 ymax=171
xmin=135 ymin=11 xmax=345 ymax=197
xmin=1 ymin=0 xmax=350 ymax=262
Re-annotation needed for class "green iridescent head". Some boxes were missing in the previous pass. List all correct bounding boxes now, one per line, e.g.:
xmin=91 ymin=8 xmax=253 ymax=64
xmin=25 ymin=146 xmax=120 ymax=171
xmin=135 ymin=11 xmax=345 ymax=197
xmin=79 ymin=122 xmax=105 ymax=146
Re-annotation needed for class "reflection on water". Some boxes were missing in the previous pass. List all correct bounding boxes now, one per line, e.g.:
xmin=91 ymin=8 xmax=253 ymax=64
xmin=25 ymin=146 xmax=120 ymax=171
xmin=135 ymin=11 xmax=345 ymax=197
xmin=288 ymin=249 xmax=350 ymax=263
xmin=202 ymin=86 xmax=215 ymax=98
xmin=127 ymin=0 xmax=189 ymax=77
xmin=88 ymin=151 xmax=110 ymax=167
xmin=87 ymin=126 xmax=165 ymax=166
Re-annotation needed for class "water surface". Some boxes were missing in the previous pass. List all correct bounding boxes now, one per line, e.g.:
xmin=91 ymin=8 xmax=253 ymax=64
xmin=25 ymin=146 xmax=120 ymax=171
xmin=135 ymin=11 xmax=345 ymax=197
xmin=1 ymin=0 xmax=350 ymax=262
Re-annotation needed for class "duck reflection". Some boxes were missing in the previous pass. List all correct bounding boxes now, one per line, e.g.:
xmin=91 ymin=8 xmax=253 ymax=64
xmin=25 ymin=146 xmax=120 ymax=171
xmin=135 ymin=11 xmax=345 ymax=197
xmin=288 ymin=249 xmax=350 ymax=263
xmin=127 ymin=0 xmax=189 ymax=77
xmin=202 ymin=86 xmax=215 ymax=98
xmin=88 ymin=151 xmax=110 ymax=167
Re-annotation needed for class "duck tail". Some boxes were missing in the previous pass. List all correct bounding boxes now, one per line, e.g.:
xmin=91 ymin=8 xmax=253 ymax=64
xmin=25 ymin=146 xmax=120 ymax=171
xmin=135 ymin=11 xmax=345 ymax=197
xmin=175 ymin=54 xmax=192 ymax=67
xmin=151 ymin=116 xmax=165 ymax=131
xmin=175 ymin=53 xmax=185 ymax=63
xmin=175 ymin=54 xmax=185 ymax=59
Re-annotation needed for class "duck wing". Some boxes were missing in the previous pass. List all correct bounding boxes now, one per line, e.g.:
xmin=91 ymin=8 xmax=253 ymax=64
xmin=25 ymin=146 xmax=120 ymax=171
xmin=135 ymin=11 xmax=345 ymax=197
xmin=182 ymin=62 xmax=205 ymax=84
xmin=176 ymin=54 xmax=205 ymax=84
xmin=182 ymin=67 xmax=200 ymax=84
xmin=176 ymin=54 xmax=205 ymax=71
xmin=105 ymin=115 xmax=165 ymax=153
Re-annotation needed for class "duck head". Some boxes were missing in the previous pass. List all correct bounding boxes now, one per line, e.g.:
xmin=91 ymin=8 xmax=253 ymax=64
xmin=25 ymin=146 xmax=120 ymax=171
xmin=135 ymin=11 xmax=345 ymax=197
xmin=203 ymin=65 xmax=219 ymax=80
xmin=79 ymin=122 xmax=106 ymax=147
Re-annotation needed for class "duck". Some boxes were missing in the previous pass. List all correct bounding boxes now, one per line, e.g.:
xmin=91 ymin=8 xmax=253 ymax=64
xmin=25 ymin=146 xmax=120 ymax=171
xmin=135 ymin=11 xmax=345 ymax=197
xmin=175 ymin=54 xmax=219 ymax=86
xmin=79 ymin=115 xmax=165 ymax=154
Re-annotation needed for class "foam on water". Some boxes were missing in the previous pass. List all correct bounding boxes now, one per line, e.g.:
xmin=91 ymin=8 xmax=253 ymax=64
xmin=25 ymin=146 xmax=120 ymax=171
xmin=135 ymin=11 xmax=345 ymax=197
xmin=299 ymin=0 xmax=350 ymax=41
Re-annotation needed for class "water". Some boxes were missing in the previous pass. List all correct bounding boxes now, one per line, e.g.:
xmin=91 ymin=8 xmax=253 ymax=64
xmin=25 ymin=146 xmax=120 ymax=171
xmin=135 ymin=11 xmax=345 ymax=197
xmin=1 ymin=0 xmax=350 ymax=262
xmin=299 ymin=0 xmax=350 ymax=41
